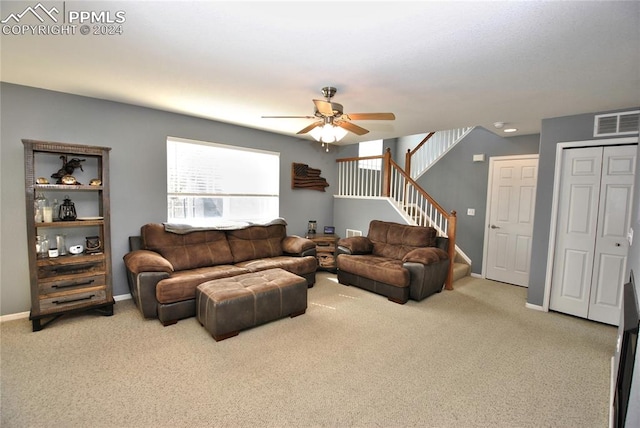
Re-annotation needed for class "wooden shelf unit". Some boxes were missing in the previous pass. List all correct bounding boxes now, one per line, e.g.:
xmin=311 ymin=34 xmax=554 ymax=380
xmin=23 ymin=139 xmax=114 ymax=331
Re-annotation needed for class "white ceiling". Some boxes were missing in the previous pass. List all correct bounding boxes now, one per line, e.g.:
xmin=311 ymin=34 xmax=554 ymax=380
xmin=2 ymin=1 xmax=639 ymax=145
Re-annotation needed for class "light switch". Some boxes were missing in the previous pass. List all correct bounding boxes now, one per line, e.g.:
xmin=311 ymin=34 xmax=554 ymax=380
xmin=467 ymin=208 xmax=475 ymax=216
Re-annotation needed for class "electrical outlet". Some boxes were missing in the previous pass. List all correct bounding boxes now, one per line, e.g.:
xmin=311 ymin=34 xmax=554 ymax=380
xmin=467 ymin=208 xmax=475 ymax=216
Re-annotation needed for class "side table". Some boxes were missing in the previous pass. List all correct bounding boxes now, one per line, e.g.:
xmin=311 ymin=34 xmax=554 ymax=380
xmin=306 ymin=234 xmax=339 ymax=272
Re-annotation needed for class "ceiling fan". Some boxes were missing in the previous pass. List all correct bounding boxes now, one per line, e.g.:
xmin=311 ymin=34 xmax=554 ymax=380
xmin=262 ymin=86 xmax=395 ymax=140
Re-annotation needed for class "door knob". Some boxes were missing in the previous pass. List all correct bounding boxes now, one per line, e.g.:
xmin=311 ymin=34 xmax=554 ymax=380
xmin=490 ymin=225 xmax=500 ymax=229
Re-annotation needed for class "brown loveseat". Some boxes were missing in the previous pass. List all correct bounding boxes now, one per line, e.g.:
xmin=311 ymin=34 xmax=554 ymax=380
xmin=336 ymin=220 xmax=450 ymax=304
xmin=123 ymin=220 xmax=317 ymax=325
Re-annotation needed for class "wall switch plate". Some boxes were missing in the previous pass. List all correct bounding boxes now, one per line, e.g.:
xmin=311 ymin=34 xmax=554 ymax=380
xmin=467 ymin=208 xmax=475 ymax=216
xmin=473 ymin=154 xmax=485 ymax=162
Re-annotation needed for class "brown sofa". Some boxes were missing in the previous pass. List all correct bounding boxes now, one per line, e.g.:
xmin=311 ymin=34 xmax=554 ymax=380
xmin=123 ymin=220 xmax=317 ymax=325
xmin=336 ymin=220 xmax=450 ymax=304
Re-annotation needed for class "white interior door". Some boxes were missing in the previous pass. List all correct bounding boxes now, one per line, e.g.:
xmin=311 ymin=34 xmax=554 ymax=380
xmin=550 ymin=145 xmax=637 ymax=324
xmin=485 ymin=156 xmax=538 ymax=286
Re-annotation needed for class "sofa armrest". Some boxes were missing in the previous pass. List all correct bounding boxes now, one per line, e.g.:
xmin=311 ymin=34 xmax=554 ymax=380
xmin=282 ymin=235 xmax=317 ymax=256
xmin=123 ymin=250 xmax=174 ymax=275
xmin=337 ymin=236 xmax=373 ymax=255
xmin=402 ymin=247 xmax=449 ymax=265
xmin=123 ymin=250 xmax=173 ymax=319
xmin=128 ymin=271 xmax=170 ymax=319
xmin=435 ymin=236 xmax=449 ymax=252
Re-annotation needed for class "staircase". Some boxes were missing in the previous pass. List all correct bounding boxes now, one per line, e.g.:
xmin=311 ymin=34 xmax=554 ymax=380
xmin=406 ymin=127 xmax=474 ymax=180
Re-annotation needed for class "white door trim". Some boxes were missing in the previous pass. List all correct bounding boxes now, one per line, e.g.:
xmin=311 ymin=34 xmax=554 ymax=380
xmin=482 ymin=154 xmax=539 ymax=279
xmin=542 ymin=136 xmax=638 ymax=312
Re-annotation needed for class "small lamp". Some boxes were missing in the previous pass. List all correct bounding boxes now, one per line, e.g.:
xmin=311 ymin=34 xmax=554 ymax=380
xmin=307 ymin=220 xmax=317 ymax=235
xmin=59 ymin=195 xmax=77 ymax=221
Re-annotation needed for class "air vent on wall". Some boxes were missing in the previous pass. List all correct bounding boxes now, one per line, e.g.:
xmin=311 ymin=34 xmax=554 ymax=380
xmin=594 ymin=110 xmax=639 ymax=137
xmin=346 ymin=229 xmax=362 ymax=237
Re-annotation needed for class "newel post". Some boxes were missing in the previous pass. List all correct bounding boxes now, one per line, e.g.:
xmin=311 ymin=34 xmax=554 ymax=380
xmin=445 ymin=210 xmax=457 ymax=290
xmin=405 ymin=149 xmax=412 ymax=176
xmin=382 ymin=148 xmax=392 ymax=197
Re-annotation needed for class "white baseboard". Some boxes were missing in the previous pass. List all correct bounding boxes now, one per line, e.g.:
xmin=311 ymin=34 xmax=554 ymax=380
xmin=470 ymin=273 xmax=482 ymax=279
xmin=0 ymin=311 xmax=30 ymax=322
xmin=114 ymin=293 xmax=132 ymax=302
xmin=525 ymin=302 xmax=546 ymax=312
xmin=0 ymin=293 xmax=132 ymax=323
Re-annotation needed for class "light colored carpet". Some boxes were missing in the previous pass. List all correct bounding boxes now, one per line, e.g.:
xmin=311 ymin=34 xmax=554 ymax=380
xmin=1 ymin=273 xmax=616 ymax=427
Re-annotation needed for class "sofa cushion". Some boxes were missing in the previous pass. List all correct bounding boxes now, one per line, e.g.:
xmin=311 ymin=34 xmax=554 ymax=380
xmin=337 ymin=255 xmax=409 ymax=287
xmin=234 ymin=255 xmax=318 ymax=276
xmin=368 ymin=220 xmax=437 ymax=260
xmin=141 ymin=223 xmax=234 ymax=271
xmin=227 ymin=224 xmax=285 ymax=263
xmin=156 ymin=265 xmax=250 ymax=304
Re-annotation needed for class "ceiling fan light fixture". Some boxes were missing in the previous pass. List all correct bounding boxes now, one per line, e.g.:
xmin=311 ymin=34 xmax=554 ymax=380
xmin=309 ymin=124 xmax=347 ymax=144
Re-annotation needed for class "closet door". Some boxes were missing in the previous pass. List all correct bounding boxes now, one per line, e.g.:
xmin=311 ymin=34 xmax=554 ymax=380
xmin=550 ymin=145 xmax=636 ymax=325
xmin=587 ymin=145 xmax=636 ymax=324
xmin=550 ymin=147 xmax=603 ymax=319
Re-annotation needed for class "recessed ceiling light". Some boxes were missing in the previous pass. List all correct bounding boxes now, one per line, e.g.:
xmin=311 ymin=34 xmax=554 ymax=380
xmin=504 ymin=128 xmax=517 ymax=133
xmin=493 ymin=122 xmax=504 ymax=129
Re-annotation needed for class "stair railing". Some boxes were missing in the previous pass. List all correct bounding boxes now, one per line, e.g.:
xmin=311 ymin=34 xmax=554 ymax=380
xmin=336 ymin=149 xmax=457 ymax=290
xmin=406 ymin=127 xmax=473 ymax=180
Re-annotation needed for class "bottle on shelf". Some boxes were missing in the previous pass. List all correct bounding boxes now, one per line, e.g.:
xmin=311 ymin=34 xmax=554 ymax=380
xmin=51 ymin=198 xmax=60 ymax=221
xmin=34 ymin=192 xmax=49 ymax=223
xmin=35 ymin=235 xmax=49 ymax=259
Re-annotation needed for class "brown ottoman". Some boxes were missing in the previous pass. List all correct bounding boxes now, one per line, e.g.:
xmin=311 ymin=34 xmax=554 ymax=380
xmin=195 ymin=268 xmax=307 ymax=341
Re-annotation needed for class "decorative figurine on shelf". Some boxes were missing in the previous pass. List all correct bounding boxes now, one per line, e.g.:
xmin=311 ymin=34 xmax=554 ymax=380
xmin=85 ymin=236 xmax=102 ymax=254
xmin=51 ymin=155 xmax=85 ymax=184
xmin=59 ymin=195 xmax=77 ymax=221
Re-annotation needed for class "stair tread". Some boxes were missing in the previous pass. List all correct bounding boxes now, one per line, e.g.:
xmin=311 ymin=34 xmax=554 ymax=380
xmin=452 ymin=261 xmax=471 ymax=282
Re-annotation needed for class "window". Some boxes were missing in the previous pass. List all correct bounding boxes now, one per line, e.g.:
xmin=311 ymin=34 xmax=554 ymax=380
xmin=167 ymin=137 xmax=279 ymax=226
xmin=358 ymin=139 xmax=383 ymax=170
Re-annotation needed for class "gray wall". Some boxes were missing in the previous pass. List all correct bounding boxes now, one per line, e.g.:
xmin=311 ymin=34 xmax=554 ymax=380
xmin=0 ymin=83 xmax=348 ymax=316
xmin=416 ymin=127 xmax=540 ymax=273
xmin=333 ymin=197 xmax=407 ymax=239
xmin=528 ymin=108 xmax=640 ymax=306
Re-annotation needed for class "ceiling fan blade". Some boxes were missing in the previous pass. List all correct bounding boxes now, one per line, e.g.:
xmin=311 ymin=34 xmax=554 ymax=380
xmin=344 ymin=113 xmax=396 ymax=121
xmin=313 ymin=99 xmax=336 ymax=117
xmin=336 ymin=120 xmax=369 ymax=136
xmin=262 ymin=115 xmax=316 ymax=119
xmin=296 ymin=121 xmax=323 ymax=135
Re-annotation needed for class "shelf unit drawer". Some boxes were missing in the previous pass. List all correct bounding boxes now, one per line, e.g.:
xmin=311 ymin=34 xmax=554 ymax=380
xmin=37 ymin=256 xmax=105 ymax=279
xmin=39 ymin=286 xmax=107 ymax=314
xmin=38 ymin=274 xmax=106 ymax=294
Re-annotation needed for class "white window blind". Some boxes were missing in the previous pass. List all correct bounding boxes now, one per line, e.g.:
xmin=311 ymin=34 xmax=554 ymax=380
xmin=167 ymin=137 xmax=279 ymax=226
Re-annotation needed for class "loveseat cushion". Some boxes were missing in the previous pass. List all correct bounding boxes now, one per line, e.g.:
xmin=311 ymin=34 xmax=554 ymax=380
xmin=227 ymin=224 xmax=285 ymax=263
xmin=403 ymin=247 xmax=449 ymax=264
xmin=368 ymin=220 xmax=437 ymax=259
xmin=337 ymin=236 xmax=373 ymax=254
xmin=141 ymin=223 xmax=234 ymax=271
xmin=336 ymin=255 xmax=409 ymax=287
xmin=156 ymin=265 xmax=250 ymax=304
